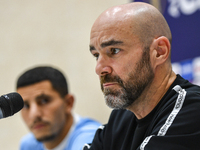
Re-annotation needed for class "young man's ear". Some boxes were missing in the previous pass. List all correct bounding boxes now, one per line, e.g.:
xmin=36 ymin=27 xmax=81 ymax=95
xmin=64 ymin=94 xmax=74 ymax=113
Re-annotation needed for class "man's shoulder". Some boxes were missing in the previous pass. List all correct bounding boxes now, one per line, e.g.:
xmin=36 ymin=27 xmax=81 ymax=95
xmin=21 ymin=133 xmax=36 ymax=143
xmin=176 ymin=75 xmax=200 ymax=93
xmin=75 ymin=115 xmax=101 ymax=131
xmin=74 ymin=110 xmax=134 ymax=131
xmin=66 ymin=116 xmax=101 ymax=150
xmin=20 ymin=133 xmax=43 ymax=150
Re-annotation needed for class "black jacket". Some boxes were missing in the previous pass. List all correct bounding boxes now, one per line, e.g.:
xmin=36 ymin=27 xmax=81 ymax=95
xmin=83 ymin=75 xmax=200 ymax=150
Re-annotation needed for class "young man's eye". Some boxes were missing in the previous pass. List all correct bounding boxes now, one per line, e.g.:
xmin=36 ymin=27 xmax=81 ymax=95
xmin=111 ymin=48 xmax=120 ymax=54
xmin=23 ymin=103 xmax=30 ymax=109
xmin=40 ymin=99 xmax=49 ymax=104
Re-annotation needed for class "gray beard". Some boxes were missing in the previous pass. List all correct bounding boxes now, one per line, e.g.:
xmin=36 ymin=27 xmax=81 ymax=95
xmin=102 ymin=47 xmax=154 ymax=109
xmin=104 ymin=88 xmax=130 ymax=109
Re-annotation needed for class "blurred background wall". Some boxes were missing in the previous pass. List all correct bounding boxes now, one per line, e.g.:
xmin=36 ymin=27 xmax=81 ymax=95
xmin=1 ymin=0 xmax=200 ymax=149
xmin=0 ymin=0 xmax=128 ymax=149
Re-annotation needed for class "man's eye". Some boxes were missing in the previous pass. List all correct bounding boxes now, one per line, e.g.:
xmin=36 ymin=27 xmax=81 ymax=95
xmin=111 ymin=48 xmax=120 ymax=54
xmin=40 ymin=99 xmax=49 ymax=105
xmin=23 ymin=103 xmax=30 ymax=109
xmin=93 ymin=53 xmax=99 ymax=60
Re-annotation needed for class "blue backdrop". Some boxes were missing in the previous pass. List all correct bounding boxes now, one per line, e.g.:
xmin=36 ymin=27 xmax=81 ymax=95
xmin=133 ymin=0 xmax=200 ymax=84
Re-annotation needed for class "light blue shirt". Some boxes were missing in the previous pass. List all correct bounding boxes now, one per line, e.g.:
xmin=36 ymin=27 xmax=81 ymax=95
xmin=20 ymin=115 xmax=100 ymax=150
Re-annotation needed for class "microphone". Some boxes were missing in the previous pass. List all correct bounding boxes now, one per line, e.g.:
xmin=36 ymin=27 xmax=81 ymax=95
xmin=0 ymin=92 xmax=24 ymax=119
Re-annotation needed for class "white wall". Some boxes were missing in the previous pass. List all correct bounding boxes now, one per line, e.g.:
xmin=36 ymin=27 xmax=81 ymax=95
xmin=0 ymin=0 xmax=129 ymax=149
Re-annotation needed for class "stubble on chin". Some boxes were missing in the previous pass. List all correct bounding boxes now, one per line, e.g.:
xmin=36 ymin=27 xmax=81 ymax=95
xmin=103 ymin=87 xmax=130 ymax=109
xmin=36 ymin=133 xmax=57 ymax=142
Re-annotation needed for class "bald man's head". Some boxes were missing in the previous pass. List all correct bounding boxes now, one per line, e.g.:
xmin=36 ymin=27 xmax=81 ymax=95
xmin=91 ymin=2 xmax=171 ymax=50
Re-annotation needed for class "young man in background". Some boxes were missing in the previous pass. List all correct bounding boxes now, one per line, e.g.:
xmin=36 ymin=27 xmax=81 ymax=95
xmin=17 ymin=66 xmax=100 ymax=150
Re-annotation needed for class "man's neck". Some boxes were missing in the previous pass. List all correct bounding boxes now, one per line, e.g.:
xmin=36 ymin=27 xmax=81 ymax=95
xmin=44 ymin=113 xmax=73 ymax=149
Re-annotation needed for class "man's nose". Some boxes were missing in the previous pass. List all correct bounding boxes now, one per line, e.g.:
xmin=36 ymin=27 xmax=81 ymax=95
xmin=29 ymin=104 xmax=42 ymax=120
xmin=95 ymin=55 xmax=112 ymax=76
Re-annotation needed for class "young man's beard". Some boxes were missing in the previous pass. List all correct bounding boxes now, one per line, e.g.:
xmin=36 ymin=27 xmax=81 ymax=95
xmin=33 ymin=120 xmax=62 ymax=143
xmin=100 ymin=48 xmax=154 ymax=109
xmin=36 ymin=134 xmax=57 ymax=142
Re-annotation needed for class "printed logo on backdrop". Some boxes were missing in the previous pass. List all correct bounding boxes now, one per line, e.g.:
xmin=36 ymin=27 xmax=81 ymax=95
xmin=133 ymin=0 xmax=200 ymax=17
xmin=167 ymin=0 xmax=200 ymax=18
xmin=133 ymin=0 xmax=200 ymax=84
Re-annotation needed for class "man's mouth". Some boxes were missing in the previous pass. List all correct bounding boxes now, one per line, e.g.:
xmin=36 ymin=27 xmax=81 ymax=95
xmin=31 ymin=122 xmax=48 ymax=130
xmin=103 ymin=82 xmax=119 ymax=88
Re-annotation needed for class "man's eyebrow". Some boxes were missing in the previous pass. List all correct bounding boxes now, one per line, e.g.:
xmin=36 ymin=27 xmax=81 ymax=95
xmin=101 ymin=40 xmax=123 ymax=48
xmin=89 ymin=40 xmax=123 ymax=52
xmin=90 ymin=45 xmax=95 ymax=52
xmin=35 ymin=93 xmax=51 ymax=101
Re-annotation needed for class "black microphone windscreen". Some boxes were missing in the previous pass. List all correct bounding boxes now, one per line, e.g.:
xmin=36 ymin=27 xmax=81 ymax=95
xmin=0 ymin=92 xmax=24 ymax=118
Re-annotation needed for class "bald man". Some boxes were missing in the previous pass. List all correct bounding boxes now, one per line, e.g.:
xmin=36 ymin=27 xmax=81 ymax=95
xmin=83 ymin=2 xmax=200 ymax=150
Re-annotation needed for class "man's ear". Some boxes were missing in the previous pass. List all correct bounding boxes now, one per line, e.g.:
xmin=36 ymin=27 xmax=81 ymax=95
xmin=64 ymin=94 xmax=74 ymax=113
xmin=151 ymin=36 xmax=171 ymax=67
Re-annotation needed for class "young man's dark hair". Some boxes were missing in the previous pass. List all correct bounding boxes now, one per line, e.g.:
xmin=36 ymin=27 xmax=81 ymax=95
xmin=17 ymin=66 xmax=68 ymax=97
